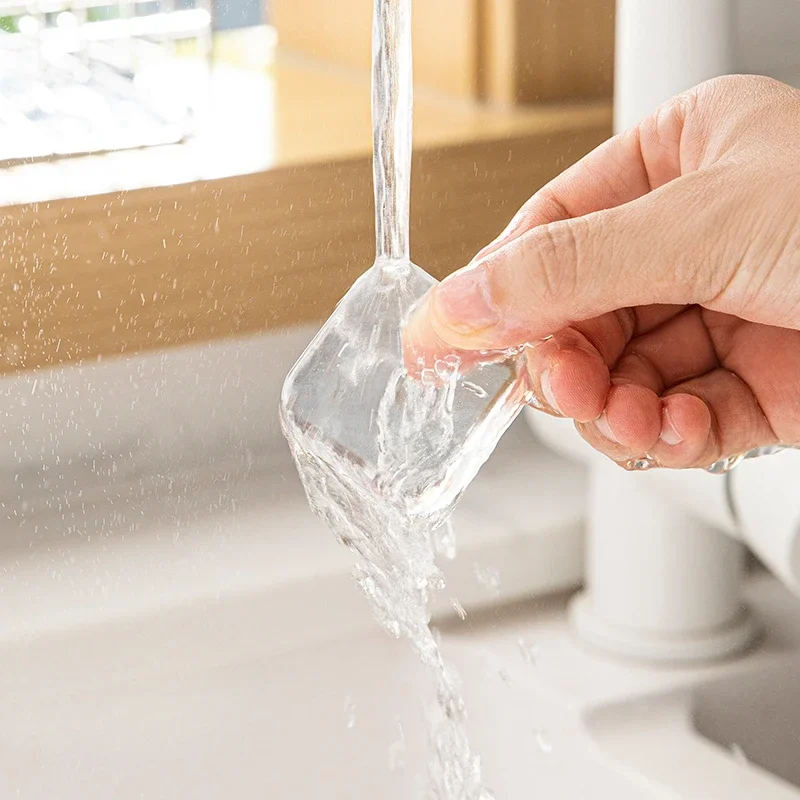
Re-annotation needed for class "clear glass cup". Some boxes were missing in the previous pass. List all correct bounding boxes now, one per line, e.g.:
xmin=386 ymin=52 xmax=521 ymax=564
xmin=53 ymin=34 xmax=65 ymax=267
xmin=280 ymin=0 xmax=527 ymax=528
xmin=280 ymin=259 xmax=527 ymax=525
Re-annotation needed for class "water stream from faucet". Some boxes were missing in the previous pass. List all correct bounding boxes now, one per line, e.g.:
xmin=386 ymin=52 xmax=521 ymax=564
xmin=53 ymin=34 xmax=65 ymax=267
xmin=281 ymin=0 xmax=500 ymax=796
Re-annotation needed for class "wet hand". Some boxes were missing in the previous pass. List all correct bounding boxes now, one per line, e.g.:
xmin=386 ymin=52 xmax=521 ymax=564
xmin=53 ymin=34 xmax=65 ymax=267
xmin=404 ymin=75 xmax=800 ymax=469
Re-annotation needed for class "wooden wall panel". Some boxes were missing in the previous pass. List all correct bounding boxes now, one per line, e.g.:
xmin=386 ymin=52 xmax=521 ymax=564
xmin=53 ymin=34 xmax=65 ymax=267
xmin=514 ymin=0 xmax=615 ymax=103
xmin=274 ymin=0 xmax=615 ymax=104
xmin=0 ymin=125 xmax=610 ymax=375
xmin=273 ymin=0 xmax=482 ymax=99
xmin=482 ymin=0 xmax=615 ymax=104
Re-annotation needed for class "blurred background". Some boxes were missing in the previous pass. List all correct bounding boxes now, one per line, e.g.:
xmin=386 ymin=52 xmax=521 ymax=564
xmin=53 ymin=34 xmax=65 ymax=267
xmin=1 ymin=4 xmax=800 ymax=798
xmin=1 ymin=0 xmax=799 ymax=200
xmin=0 ymin=0 xmax=212 ymax=164
xmin=3 ymin=0 xmax=800 ymax=371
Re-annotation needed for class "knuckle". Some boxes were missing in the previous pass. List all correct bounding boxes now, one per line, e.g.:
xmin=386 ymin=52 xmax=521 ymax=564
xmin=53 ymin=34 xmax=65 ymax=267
xmin=695 ymin=74 xmax=779 ymax=102
xmin=519 ymin=219 xmax=589 ymax=306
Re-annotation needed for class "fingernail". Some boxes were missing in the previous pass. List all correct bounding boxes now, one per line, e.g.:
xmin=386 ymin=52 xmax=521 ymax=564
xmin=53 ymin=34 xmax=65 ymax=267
xmin=433 ymin=267 xmax=500 ymax=335
xmin=659 ymin=407 xmax=684 ymax=446
xmin=595 ymin=413 xmax=620 ymax=444
xmin=540 ymin=368 xmax=563 ymax=415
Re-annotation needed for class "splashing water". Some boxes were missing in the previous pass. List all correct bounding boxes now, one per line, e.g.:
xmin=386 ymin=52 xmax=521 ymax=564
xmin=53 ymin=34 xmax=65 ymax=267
xmin=533 ymin=729 xmax=553 ymax=755
xmin=344 ymin=696 xmax=357 ymax=730
xmin=280 ymin=0 xmax=528 ymax=796
xmin=389 ymin=719 xmax=407 ymax=772
xmin=450 ymin=597 xmax=468 ymax=622
xmin=517 ymin=637 xmax=540 ymax=666
xmin=434 ymin=519 xmax=457 ymax=560
xmin=474 ymin=563 xmax=501 ymax=597
xmin=285 ymin=363 xmax=496 ymax=799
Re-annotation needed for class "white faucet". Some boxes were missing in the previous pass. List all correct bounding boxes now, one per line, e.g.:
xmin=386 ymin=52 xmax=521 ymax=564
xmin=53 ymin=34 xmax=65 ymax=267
xmin=528 ymin=410 xmax=800 ymax=664
xmin=523 ymin=0 xmax=800 ymax=665
xmin=614 ymin=0 xmax=734 ymax=130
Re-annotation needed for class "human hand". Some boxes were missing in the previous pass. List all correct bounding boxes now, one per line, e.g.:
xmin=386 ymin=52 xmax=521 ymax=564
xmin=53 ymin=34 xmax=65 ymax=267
xmin=405 ymin=75 xmax=800 ymax=469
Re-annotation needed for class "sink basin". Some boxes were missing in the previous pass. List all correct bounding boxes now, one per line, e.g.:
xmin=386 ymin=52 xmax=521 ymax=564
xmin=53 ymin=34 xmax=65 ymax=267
xmin=0 ymin=595 xmax=625 ymax=800
xmin=4 ymin=322 xmax=800 ymax=798
xmin=693 ymin=657 xmax=800 ymax=789
xmin=584 ymin=577 xmax=800 ymax=799
xmin=1 ymin=629 xmax=437 ymax=800
xmin=0 ymin=328 xmax=797 ymax=799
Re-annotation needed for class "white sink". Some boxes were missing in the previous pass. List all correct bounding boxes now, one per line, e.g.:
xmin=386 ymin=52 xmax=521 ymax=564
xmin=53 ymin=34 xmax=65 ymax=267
xmin=0 ymin=328 xmax=590 ymax=799
xmin=693 ymin=657 xmax=800 ymax=790
xmin=2 ymin=570 xmax=799 ymax=799
xmin=2 ymin=333 xmax=800 ymax=798
xmin=0 ymin=591 xmax=641 ymax=800
xmin=584 ymin=577 xmax=800 ymax=799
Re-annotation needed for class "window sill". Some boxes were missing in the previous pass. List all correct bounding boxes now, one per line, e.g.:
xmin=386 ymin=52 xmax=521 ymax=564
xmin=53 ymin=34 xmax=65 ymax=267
xmin=0 ymin=51 xmax=611 ymax=375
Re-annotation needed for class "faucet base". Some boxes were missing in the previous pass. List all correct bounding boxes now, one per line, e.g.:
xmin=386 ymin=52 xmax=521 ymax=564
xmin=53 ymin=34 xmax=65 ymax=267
xmin=570 ymin=592 xmax=761 ymax=665
xmin=577 ymin=460 xmax=760 ymax=665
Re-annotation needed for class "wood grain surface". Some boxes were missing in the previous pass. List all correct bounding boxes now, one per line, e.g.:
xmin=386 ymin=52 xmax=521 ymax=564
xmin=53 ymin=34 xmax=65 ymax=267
xmin=0 ymin=125 xmax=610 ymax=374
xmin=273 ymin=0 xmax=615 ymax=104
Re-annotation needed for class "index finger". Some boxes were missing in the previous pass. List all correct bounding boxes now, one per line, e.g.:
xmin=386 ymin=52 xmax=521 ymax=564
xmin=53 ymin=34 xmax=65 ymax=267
xmin=403 ymin=91 xmax=695 ymax=368
xmin=474 ymin=99 xmax=687 ymax=265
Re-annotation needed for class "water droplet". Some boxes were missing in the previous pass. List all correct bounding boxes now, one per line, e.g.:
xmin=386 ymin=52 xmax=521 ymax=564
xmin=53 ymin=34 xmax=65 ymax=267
xmin=517 ymin=637 xmax=540 ymax=666
xmin=434 ymin=357 xmax=459 ymax=380
xmin=706 ymin=453 xmax=746 ymax=474
xmin=730 ymin=743 xmax=749 ymax=765
xmin=343 ymin=696 xmax=356 ymax=729
xmin=534 ymin=729 xmax=553 ymax=754
xmin=4 ymin=340 xmax=22 ymax=365
xmin=622 ymin=456 xmax=655 ymax=471
xmin=497 ymin=669 xmax=513 ymax=688
xmin=419 ymin=367 xmax=438 ymax=387
xmin=450 ymin=598 xmax=467 ymax=621
xmin=388 ymin=719 xmax=406 ymax=771
xmin=524 ymin=390 xmax=545 ymax=410
xmin=463 ymin=381 xmax=488 ymax=399
xmin=474 ymin=563 xmax=500 ymax=597
xmin=433 ymin=519 xmax=456 ymax=560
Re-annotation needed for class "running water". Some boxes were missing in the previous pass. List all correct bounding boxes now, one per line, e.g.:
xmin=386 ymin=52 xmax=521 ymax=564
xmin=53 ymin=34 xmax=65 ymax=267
xmin=281 ymin=0 xmax=524 ymax=796
xmin=288 ymin=367 xmax=495 ymax=798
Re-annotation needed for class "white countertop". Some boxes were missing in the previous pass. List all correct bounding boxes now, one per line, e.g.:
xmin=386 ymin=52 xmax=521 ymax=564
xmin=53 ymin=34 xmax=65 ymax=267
xmin=0 ymin=327 xmax=586 ymax=642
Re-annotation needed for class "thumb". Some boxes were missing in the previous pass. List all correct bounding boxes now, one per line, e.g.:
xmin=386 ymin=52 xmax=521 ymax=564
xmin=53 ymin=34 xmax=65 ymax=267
xmin=412 ymin=176 xmax=727 ymax=353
